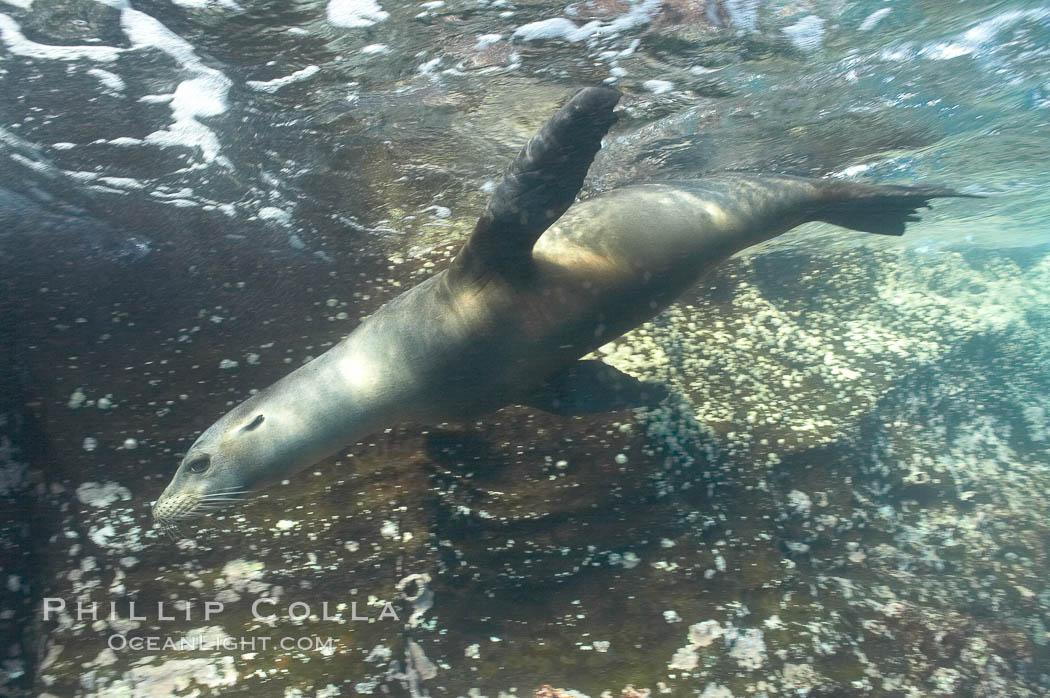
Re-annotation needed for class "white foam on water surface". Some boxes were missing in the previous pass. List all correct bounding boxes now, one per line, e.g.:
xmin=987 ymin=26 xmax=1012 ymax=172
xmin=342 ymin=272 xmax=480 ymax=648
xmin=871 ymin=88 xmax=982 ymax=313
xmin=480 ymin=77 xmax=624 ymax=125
xmin=643 ymin=79 xmax=673 ymax=94
xmin=121 ymin=8 xmax=197 ymax=65
xmin=257 ymin=206 xmax=292 ymax=225
xmin=879 ymin=7 xmax=1050 ymax=65
xmin=782 ymin=15 xmax=825 ymax=52
xmin=87 ymin=67 xmax=126 ymax=93
xmin=474 ymin=33 xmax=502 ymax=50
xmin=513 ymin=17 xmax=579 ymax=42
xmin=919 ymin=7 xmax=1050 ymax=61
xmin=0 ymin=3 xmax=257 ymax=213
xmin=858 ymin=7 xmax=892 ymax=32
xmin=98 ymin=176 xmax=147 ymax=190
xmin=140 ymin=75 xmax=229 ymax=161
xmin=361 ymin=43 xmax=391 ymax=54
xmin=171 ymin=0 xmax=243 ymax=10
xmin=831 ymin=162 xmax=875 ymax=179
xmin=172 ymin=76 xmax=228 ymax=118
xmin=0 ymin=14 xmax=122 ymax=61
xmin=327 ymin=0 xmax=389 ymax=28
xmin=417 ymin=56 xmax=441 ymax=74
xmin=107 ymin=136 xmax=144 ymax=146
xmin=121 ymin=8 xmax=232 ymax=163
xmin=246 ymin=65 xmax=320 ymax=93
xmin=513 ymin=0 xmax=661 ymax=43
xmin=8 ymin=153 xmax=53 ymax=175
xmin=723 ymin=0 xmax=759 ymax=33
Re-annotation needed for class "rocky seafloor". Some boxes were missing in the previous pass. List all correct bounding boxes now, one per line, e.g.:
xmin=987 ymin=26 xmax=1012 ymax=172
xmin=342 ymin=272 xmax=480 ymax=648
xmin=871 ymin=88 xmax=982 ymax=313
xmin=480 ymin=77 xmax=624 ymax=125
xmin=3 ymin=230 xmax=1048 ymax=696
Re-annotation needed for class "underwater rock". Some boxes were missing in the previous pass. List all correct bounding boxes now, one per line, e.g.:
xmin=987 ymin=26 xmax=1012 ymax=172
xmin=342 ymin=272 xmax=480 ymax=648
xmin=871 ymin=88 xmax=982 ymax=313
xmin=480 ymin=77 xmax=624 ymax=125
xmin=11 ymin=239 xmax=1048 ymax=695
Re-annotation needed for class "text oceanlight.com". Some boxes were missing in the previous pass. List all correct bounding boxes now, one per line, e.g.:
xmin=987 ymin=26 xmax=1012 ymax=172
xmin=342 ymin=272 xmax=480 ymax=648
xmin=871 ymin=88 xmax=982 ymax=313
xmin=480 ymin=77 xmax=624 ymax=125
xmin=107 ymin=635 xmax=337 ymax=652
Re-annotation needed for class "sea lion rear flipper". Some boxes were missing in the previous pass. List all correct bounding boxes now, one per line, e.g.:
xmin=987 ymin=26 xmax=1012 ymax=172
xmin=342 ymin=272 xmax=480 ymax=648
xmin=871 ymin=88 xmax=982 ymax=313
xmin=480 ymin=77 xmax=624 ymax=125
xmin=449 ymin=87 xmax=621 ymax=282
xmin=814 ymin=182 xmax=982 ymax=236
xmin=519 ymin=360 xmax=669 ymax=415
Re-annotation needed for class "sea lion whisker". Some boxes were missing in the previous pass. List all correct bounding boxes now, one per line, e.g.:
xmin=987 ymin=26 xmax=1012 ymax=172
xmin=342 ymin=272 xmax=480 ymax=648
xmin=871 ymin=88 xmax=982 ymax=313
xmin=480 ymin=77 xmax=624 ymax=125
xmin=163 ymin=522 xmax=183 ymax=541
xmin=192 ymin=504 xmax=235 ymax=512
xmin=203 ymin=487 xmax=251 ymax=496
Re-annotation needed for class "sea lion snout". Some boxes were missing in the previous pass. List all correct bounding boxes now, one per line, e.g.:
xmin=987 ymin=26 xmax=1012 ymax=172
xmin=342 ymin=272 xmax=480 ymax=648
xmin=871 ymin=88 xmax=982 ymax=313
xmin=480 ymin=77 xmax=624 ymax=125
xmin=152 ymin=459 xmax=213 ymax=524
xmin=152 ymin=487 xmax=201 ymax=523
xmin=152 ymin=442 xmax=254 ymax=534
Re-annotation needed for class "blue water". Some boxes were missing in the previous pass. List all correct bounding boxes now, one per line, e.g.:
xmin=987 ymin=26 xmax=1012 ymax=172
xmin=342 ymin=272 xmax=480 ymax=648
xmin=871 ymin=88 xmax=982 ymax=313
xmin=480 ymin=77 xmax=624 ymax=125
xmin=2 ymin=1 xmax=1047 ymax=254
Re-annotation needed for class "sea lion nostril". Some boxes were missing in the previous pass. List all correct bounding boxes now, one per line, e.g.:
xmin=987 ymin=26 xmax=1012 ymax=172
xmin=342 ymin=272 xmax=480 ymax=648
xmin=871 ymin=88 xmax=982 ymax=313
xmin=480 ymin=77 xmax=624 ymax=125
xmin=241 ymin=414 xmax=265 ymax=432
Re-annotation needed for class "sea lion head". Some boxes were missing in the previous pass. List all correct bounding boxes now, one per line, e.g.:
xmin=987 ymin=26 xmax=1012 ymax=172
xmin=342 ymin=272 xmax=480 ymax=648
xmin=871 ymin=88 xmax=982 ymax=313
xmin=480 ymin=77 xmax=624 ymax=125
xmin=152 ymin=397 xmax=291 ymax=535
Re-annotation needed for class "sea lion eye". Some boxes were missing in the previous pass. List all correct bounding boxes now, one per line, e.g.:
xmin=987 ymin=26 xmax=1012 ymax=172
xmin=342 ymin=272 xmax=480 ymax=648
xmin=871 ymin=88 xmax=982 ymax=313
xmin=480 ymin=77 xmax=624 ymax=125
xmin=186 ymin=456 xmax=211 ymax=473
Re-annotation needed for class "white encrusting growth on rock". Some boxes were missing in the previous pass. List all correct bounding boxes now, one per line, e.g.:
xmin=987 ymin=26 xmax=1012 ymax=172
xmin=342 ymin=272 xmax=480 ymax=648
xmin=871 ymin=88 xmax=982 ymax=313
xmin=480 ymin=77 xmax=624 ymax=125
xmin=75 ymin=483 xmax=129 ymax=508
xmin=668 ymin=620 xmax=766 ymax=672
xmin=396 ymin=573 xmax=434 ymax=625
xmin=81 ymin=657 xmax=238 ymax=695
xmin=68 ymin=389 xmax=87 ymax=409
xmin=727 ymin=628 xmax=766 ymax=670
xmin=786 ymin=489 xmax=812 ymax=516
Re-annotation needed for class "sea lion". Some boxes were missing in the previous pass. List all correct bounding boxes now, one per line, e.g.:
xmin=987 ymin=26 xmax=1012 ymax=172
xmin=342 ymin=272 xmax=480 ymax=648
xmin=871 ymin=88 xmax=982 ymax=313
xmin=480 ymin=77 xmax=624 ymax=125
xmin=153 ymin=87 xmax=970 ymax=527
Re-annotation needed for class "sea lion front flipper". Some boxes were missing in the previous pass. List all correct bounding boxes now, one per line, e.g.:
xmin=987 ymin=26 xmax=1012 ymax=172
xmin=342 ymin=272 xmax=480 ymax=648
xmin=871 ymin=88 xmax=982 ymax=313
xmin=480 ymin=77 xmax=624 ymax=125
xmin=519 ymin=360 xmax=669 ymax=415
xmin=450 ymin=87 xmax=621 ymax=282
